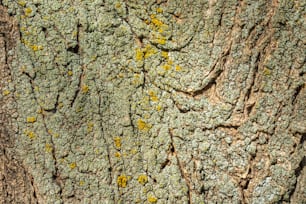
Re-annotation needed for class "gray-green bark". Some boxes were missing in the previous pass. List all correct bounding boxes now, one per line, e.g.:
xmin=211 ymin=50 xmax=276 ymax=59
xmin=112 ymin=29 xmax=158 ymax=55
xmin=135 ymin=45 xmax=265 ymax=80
xmin=1 ymin=0 xmax=305 ymax=203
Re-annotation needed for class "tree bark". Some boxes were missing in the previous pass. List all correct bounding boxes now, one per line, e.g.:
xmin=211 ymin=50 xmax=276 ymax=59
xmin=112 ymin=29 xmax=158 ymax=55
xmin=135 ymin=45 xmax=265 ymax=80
xmin=1 ymin=0 xmax=305 ymax=203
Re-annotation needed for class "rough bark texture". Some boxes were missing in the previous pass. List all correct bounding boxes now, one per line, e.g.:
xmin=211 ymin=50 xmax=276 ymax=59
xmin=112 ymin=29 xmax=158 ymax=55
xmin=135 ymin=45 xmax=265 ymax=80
xmin=0 ymin=0 xmax=305 ymax=203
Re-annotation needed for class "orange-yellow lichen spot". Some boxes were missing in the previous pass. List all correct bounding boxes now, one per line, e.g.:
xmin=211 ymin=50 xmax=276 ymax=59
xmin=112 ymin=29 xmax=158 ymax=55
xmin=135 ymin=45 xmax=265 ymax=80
xmin=26 ymin=116 xmax=36 ymax=123
xmin=137 ymin=119 xmax=151 ymax=131
xmin=137 ymin=175 xmax=148 ymax=185
xmin=45 ymin=143 xmax=53 ymax=153
xmin=263 ymin=67 xmax=271 ymax=76
xmin=148 ymin=90 xmax=158 ymax=102
xmin=135 ymin=48 xmax=144 ymax=61
xmin=156 ymin=37 xmax=166 ymax=45
xmin=24 ymin=130 xmax=36 ymax=139
xmin=47 ymin=129 xmax=53 ymax=135
xmin=117 ymin=175 xmax=128 ymax=188
xmin=162 ymin=63 xmax=171 ymax=71
xmin=161 ymin=51 xmax=168 ymax=59
xmin=144 ymin=19 xmax=150 ymax=25
xmin=69 ymin=162 xmax=77 ymax=169
xmin=2 ymin=90 xmax=10 ymax=96
xmin=150 ymin=14 xmax=164 ymax=27
xmin=87 ymin=122 xmax=94 ymax=132
xmin=24 ymin=7 xmax=32 ymax=16
xmin=156 ymin=7 xmax=163 ymax=13
xmin=130 ymin=148 xmax=138 ymax=155
xmin=79 ymin=180 xmax=85 ymax=186
xmin=18 ymin=0 xmax=26 ymax=7
xmin=114 ymin=137 xmax=122 ymax=149
xmin=148 ymin=195 xmax=158 ymax=203
xmin=30 ymin=45 xmax=43 ymax=52
xmin=53 ymin=133 xmax=59 ymax=138
xmin=144 ymin=44 xmax=157 ymax=59
xmin=67 ymin=70 xmax=73 ymax=76
xmin=156 ymin=104 xmax=162 ymax=111
xmin=58 ymin=102 xmax=64 ymax=109
xmin=114 ymin=152 xmax=121 ymax=158
xmin=175 ymin=65 xmax=182 ymax=71
xmin=81 ymin=84 xmax=89 ymax=93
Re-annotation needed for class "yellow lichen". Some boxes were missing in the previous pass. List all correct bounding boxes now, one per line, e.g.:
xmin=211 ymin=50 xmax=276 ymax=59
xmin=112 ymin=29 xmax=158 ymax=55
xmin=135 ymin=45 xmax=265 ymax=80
xmin=132 ymin=73 xmax=142 ymax=85
xmin=79 ymin=180 xmax=85 ymax=186
xmin=175 ymin=65 xmax=182 ymax=71
xmin=53 ymin=133 xmax=59 ymax=138
xmin=114 ymin=137 xmax=122 ymax=149
xmin=30 ymin=45 xmax=43 ymax=51
xmin=156 ymin=37 xmax=166 ymax=45
xmin=26 ymin=116 xmax=36 ymax=123
xmin=162 ymin=63 xmax=171 ymax=71
xmin=156 ymin=7 xmax=163 ymax=13
xmin=2 ymin=90 xmax=10 ymax=96
xmin=114 ymin=152 xmax=121 ymax=158
xmin=135 ymin=48 xmax=144 ymax=61
xmin=137 ymin=119 xmax=151 ymax=131
xmin=118 ymin=73 xmax=124 ymax=78
xmin=148 ymin=90 xmax=158 ymax=102
xmin=81 ymin=84 xmax=89 ymax=93
xmin=263 ymin=67 xmax=271 ymax=76
xmin=150 ymin=14 xmax=164 ymax=27
xmin=87 ymin=122 xmax=94 ymax=132
xmin=18 ymin=0 xmax=26 ymax=7
xmin=144 ymin=44 xmax=157 ymax=59
xmin=161 ymin=51 xmax=168 ymax=59
xmin=148 ymin=195 xmax=158 ymax=203
xmin=137 ymin=175 xmax=148 ymax=185
xmin=144 ymin=19 xmax=150 ymax=25
xmin=67 ymin=70 xmax=73 ymax=76
xmin=58 ymin=102 xmax=64 ymax=109
xmin=158 ymin=27 xmax=166 ymax=34
xmin=117 ymin=175 xmax=128 ymax=188
xmin=69 ymin=162 xmax=77 ymax=169
xmin=130 ymin=148 xmax=138 ymax=154
xmin=45 ymin=143 xmax=53 ymax=153
xmin=24 ymin=130 xmax=36 ymax=139
xmin=24 ymin=7 xmax=32 ymax=16
xmin=156 ymin=104 xmax=162 ymax=111
xmin=47 ymin=129 xmax=53 ymax=135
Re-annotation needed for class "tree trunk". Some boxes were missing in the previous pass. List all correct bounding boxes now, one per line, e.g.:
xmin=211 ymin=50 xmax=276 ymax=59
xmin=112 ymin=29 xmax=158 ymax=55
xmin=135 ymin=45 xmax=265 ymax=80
xmin=1 ymin=1 xmax=305 ymax=203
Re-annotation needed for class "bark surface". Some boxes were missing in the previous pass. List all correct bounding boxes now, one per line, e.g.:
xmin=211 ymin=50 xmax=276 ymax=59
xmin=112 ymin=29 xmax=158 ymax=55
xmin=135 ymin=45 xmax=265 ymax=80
xmin=0 ymin=0 xmax=305 ymax=203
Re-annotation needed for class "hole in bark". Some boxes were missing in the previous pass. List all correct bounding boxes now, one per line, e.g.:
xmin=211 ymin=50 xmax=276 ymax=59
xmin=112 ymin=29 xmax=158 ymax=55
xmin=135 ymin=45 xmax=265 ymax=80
xmin=246 ymin=103 xmax=255 ymax=115
xmin=170 ymin=144 xmax=175 ymax=153
xmin=160 ymin=159 xmax=170 ymax=170
xmin=67 ymin=45 xmax=79 ymax=54
xmin=300 ymin=133 xmax=305 ymax=144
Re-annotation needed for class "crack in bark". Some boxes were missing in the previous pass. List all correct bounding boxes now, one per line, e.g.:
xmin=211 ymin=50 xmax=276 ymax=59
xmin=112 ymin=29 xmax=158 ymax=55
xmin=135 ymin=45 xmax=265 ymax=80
xmin=70 ymin=65 xmax=84 ymax=108
xmin=169 ymin=128 xmax=192 ymax=204
xmin=292 ymin=83 xmax=304 ymax=105
xmin=41 ymin=112 xmax=63 ymax=202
